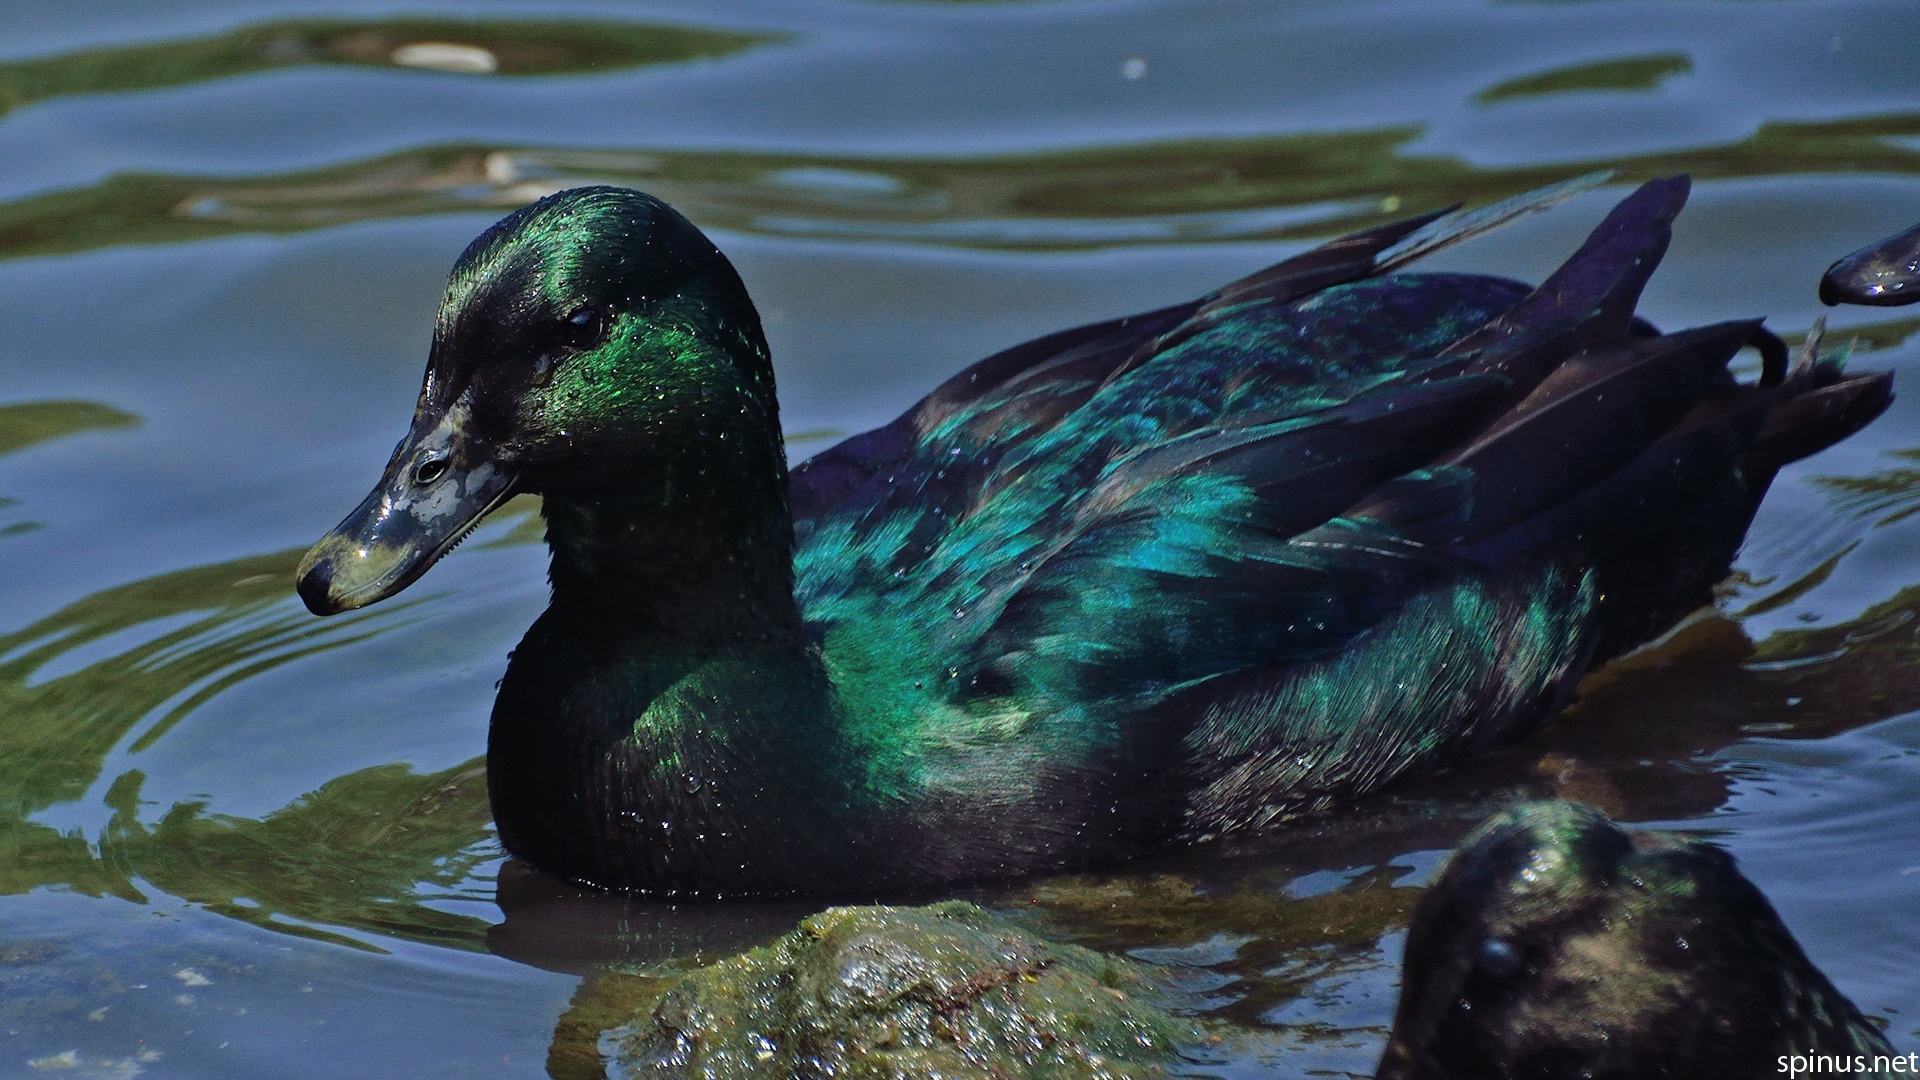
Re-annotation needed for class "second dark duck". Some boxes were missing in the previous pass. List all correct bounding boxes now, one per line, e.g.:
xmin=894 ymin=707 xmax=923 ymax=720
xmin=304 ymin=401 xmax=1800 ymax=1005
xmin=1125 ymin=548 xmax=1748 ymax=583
xmin=297 ymin=175 xmax=1890 ymax=896
xmin=1380 ymin=801 xmax=1899 ymax=1080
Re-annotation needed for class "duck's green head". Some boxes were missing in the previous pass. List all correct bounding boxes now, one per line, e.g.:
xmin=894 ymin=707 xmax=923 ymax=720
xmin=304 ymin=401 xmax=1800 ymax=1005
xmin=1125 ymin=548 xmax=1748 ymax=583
xmin=297 ymin=186 xmax=775 ymax=615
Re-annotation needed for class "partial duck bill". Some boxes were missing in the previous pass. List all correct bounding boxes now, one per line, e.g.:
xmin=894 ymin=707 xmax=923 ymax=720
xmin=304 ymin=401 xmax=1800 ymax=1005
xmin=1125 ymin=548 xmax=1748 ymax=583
xmin=1821 ymin=218 xmax=1920 ymax=306
xmin=296 ymin=394 xmax=519 ymax=615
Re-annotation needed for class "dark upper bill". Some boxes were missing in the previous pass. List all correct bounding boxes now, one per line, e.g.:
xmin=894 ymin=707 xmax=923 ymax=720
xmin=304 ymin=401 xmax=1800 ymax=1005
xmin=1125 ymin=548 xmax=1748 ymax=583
xmin=296 ymin=391 xmax=517 ymax=615
xmin=1821 ymin=218 xmax=1920 ymax=306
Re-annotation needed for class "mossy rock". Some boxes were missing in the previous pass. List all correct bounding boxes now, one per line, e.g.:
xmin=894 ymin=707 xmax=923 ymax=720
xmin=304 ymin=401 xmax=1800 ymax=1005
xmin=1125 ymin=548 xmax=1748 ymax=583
xmin=597 ymin=900 xmax=1198 ymax=1079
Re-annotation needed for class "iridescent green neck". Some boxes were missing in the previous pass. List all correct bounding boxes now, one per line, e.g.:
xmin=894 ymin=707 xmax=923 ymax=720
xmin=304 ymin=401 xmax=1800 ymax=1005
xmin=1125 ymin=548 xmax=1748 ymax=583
xmin=531 ymin=306 xmax=804 ymax=649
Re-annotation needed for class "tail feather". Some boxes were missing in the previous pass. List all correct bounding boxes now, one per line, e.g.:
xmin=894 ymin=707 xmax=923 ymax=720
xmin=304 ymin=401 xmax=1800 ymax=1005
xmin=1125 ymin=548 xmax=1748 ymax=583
xmin=1343 ymin=175 xmax=1894 ymax=592
xmin=1459 ymin=387 xmax=1772 ymax=569
xmin=1746 ymin=369 xmax=1895 ymax=478
xmin=1436 ymin=320 xmax=1758 ymax=543
xmin=1444 ymin=175 xmax=1689 ymax=360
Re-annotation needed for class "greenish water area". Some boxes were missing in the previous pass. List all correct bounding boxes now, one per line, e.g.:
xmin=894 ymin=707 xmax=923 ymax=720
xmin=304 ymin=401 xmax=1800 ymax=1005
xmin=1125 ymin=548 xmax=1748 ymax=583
xmin=0 ymin=0 xmax=1918 ymax=1075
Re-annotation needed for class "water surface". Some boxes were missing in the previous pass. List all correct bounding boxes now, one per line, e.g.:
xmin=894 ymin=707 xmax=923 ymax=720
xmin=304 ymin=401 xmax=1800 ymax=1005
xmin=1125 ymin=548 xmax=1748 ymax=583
xmin=2 ymin=1 xmax=1919 ymax=1075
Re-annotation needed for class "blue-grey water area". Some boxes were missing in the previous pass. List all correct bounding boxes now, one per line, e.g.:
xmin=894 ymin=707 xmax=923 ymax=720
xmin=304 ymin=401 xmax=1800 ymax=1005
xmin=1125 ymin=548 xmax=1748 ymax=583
xmin=2 ymin=0 xmax=1919 ymax=1075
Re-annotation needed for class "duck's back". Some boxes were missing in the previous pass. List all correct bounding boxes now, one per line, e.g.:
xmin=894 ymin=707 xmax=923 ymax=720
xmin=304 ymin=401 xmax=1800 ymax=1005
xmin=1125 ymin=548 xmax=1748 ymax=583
xmin=787 ymin=177 xmax=1890 ymax=880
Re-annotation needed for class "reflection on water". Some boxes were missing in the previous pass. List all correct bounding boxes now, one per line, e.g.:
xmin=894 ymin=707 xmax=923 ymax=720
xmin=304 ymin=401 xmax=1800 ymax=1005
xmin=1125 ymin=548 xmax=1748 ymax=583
xmin=7 ymin=109 xmax=1920 ymax=258
xmin=1815 ymin=447 xmax=1920 ymax=528
xmin=0 ymin=401 xmax=138 ymax=459
xmin=0 ymin=549 xmax=497 ymax=952
xmin=0 ymin=401 xmax=138 ymax=538
xmin=94 ymin=758 xmax=494 ymax=951
xmin=0 ymin=16 xmax=777 ymax=118
xmin=1474 ymin=52 xmax=1694 ymax=104
xmin=475 ymin=493 xmax=547 ymax=550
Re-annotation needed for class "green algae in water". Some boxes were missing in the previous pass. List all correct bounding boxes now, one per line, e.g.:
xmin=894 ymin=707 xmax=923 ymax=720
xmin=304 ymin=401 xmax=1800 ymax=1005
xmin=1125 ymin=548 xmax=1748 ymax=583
xmin=551 ymin=970 xmax=685 ymax=1080
xmin=591 ymin=901 xmax=1199 ymax=1080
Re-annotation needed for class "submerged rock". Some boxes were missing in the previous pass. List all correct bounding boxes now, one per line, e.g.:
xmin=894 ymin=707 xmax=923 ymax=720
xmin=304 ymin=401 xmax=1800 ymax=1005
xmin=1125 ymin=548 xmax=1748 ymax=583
xmin=1378 ymin=801 xmax=1898 ymax=1080
xmin=598 ymin=900 xmax=1197 ymax=1080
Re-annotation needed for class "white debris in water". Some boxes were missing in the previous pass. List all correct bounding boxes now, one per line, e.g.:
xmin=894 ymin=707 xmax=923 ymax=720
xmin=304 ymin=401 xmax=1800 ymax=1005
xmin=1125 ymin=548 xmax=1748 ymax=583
xmin=27 ymin=1050 xmax=78 ymax=1071
xmin=62 ymin=1058 xmax=145 ymax=1080
xmin=390 ymin=43 xmax=499 ymax=73
xmin=173 ymin=968 xmax=211 ymax=987
xmin=1121 ymin=57 xmax=1147 ymax=80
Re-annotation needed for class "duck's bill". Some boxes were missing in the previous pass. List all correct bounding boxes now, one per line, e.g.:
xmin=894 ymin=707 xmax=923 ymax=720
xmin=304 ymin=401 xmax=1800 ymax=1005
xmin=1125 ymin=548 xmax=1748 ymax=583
xmin=1821 ymin=219 xmax=1920 ymax=306
xmin=296 ymin=421 xmax=519 ymax=616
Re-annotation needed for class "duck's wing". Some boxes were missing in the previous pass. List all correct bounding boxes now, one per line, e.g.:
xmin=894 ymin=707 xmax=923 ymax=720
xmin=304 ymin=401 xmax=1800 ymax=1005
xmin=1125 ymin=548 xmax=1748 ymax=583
xmin=789 ymin=174 xmax=1611 ymax=524
xmin=798 ymin=177 xmax=1888 ymax=773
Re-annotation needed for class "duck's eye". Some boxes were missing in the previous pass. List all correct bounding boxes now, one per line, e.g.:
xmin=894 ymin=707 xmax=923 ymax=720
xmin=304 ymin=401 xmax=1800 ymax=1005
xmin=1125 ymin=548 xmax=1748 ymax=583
xmin=415 ymin=458 xmax=449 ymax=486
xmin=561 ymin=306 xmax=605 ymax=347
xmin=1476 ymin=937 xmax=1523 ymax=977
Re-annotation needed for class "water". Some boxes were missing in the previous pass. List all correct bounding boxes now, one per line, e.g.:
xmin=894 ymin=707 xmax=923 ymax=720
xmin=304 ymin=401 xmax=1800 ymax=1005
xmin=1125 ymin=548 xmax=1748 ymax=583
xmin=1 ymin=0 xmax=1918 ymax=1075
